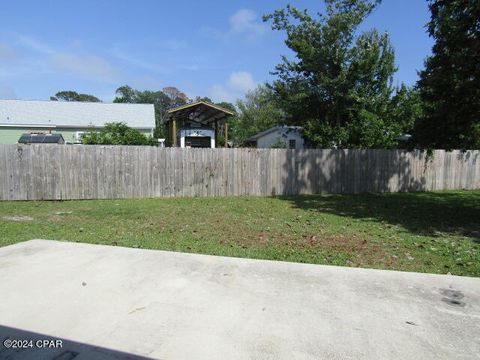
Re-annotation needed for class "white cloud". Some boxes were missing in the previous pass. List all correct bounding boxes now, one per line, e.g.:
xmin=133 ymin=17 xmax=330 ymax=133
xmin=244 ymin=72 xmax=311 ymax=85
xmin=228 ymin=71 xmax=256 ymax=93
xmin=110 ymin=47 xmax=167 ymax=74
xmin=210 ymin=84 xmax=234 ymax=103
xmin=12 ymin=34 xmax=119 ymax=83
xmin=15 ymin=34 xmax=55 ymax=55
xmin=230 ymin=9 xmax=268 ymax=39
xmin=201 ymin=9 xmax=268 ymax=43
xmin=51 ymin=53 xmax=118 ymax=82
xmin=0 ymin=38 xmax=52 ymax=79
xmin=210 ymin=71 xmax=257 ymax=103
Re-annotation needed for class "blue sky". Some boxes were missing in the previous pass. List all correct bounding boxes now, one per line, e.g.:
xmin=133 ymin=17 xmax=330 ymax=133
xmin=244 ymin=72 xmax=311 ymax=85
xmin=0 ymin=0 xmax=433 ymax=103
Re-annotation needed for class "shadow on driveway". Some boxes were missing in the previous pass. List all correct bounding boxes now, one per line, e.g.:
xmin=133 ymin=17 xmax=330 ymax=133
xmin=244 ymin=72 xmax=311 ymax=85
xmin=0 ymin=324 xmax=152 ymax=360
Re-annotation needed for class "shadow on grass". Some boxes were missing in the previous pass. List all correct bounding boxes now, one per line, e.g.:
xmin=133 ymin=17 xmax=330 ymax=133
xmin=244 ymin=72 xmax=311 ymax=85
xmin=275 ymin=149 xmax=479 ymax=244
xmin=279 ymin=191 xmax=480 ymax=243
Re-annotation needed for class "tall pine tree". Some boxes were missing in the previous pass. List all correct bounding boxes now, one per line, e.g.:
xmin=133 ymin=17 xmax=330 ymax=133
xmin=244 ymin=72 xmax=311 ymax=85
xmin=414 ymin=0 xmax=480 ymax=150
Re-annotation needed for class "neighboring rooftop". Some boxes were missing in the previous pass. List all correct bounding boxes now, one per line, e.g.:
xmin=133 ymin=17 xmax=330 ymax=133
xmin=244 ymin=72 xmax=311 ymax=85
xmin=0 ymin=99 xmax=155 ymax=129
xmin=164 ymin=101 xmax=234 ymax=125
xmin=246 ymin=125 xmax=303 ymax=141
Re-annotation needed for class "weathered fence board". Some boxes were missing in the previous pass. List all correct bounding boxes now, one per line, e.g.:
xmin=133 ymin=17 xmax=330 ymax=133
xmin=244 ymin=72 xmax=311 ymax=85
xmin=0 ymin=144 xmax=479 ymax=201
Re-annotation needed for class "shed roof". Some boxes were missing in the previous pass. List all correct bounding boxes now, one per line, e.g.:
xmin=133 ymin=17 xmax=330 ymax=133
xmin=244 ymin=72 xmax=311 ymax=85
xmin=164 ymin=101 xmax=234 ymax=125
xmin=0 ymin=99 xmax=155 ymax=129
xmin=246 ymin=126 xmax=303 ymax=141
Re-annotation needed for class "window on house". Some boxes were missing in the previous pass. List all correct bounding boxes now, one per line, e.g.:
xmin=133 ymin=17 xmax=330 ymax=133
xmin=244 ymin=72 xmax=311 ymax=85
xmin=289 ymin=139 xmax=296 ymax=149
xmin=75 ymin=131 xmax=86 ymax=143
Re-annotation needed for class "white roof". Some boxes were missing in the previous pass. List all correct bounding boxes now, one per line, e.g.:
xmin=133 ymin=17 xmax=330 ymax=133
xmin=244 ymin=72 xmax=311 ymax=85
xmin=247 ymin=125 xmax=303 ymax=141
xmin=0 ymin=99 xmax=155 ymax=129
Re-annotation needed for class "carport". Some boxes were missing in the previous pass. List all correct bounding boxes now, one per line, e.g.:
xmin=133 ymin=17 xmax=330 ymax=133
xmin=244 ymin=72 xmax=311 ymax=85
xmin=164 ymin=101 xmax=234 ymax=148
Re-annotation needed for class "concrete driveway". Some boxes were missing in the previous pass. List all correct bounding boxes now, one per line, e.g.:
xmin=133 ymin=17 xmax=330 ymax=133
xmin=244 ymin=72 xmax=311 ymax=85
xmin=0 ymin=240 xmax=479 ymax=360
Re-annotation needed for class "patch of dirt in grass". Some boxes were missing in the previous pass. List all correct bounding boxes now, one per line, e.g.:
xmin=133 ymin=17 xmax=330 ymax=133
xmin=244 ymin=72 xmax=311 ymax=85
xmin=48 ymin=215 xmax=66 ymax=222
xmin=232 ymin=231 xmax=387 ymax=258
xmin=252 ymin=232 xmax=273 ymax=246
xmin=228 ymin=230 xmax=399 ymax=268
xmin=2 ymin=215 xmax=33 ymax=222
xmin=302 ymin=233 xmax=401 ymax=267
xmin=308 ymin=234 xmax=377 ymax=251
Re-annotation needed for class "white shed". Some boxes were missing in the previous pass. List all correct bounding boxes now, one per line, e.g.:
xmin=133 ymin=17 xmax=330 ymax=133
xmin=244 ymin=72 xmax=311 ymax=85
xmin=246 ymin=126 xmax=305 ymax=149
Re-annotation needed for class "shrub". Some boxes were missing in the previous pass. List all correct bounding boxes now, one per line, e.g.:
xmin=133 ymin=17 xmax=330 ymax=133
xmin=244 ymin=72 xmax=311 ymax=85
xmin=82 ymin=122 xmax=155 ymax=146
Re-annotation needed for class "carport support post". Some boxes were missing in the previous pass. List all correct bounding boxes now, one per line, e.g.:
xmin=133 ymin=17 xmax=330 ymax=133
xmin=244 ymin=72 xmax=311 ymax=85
xmin=224 ymin=122 xmax=228 ymax=148
xmin=172 ymin=118 xmax=177 ymax=147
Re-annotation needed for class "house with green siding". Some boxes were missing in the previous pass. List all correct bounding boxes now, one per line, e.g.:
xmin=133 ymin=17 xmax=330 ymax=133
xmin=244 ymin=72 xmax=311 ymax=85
xmin=0 ymin=99 xmax=155 ymax=144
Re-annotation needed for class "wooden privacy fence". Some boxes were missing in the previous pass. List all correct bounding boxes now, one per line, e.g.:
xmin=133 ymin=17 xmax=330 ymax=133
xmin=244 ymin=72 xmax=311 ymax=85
xmin=0 ymin=144 xmax=479 ymax=201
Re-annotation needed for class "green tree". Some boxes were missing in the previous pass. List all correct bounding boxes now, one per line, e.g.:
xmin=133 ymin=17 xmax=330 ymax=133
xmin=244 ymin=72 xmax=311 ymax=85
xmin=50 ymin=91 xmax=101 ymax=102
xmin=263 ymin=0 xmax=413 ymax=148
xmin=194 ymin=96 xmax=214 ymax=103
xmin=215 ymin=101 xmax=236 ymax=113
xmin=230 ymin=84 xmax=285 ymax=145
xmin=114 ymin=85 xmax=189 ymax=138
xmin=193 ymin=97 xmax=235 ymax=113
xmin=82 ymin=122 xmax=154 ymax=146
xmin=112 ymin=86 xmax=137 ymax=103
xmin=389 ymin=85 xmax=423 ymax=145
xmin=414 ymin=0 xmax=480 ymax=150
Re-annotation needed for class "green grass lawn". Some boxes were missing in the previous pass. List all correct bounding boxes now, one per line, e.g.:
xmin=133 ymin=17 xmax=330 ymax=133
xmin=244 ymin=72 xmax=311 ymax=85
xmin=1 ymin=190 xmax=479 ymax=277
